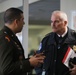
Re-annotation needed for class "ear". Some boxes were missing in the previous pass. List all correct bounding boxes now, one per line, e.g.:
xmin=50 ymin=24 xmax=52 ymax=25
xmin=14 ymin=19 xmax=19 ymax=27
xmin=64 ymin=21 xmax=68 ymax=26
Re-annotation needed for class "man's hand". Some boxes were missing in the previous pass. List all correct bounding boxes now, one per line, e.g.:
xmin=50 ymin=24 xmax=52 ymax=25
xmin=69 ymin=63 xmax=76 ymax=75
xmin=29 ymin=53 xmax=45 ymax=67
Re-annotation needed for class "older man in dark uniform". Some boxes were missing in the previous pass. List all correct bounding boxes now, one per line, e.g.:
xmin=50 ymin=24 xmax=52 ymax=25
xmin=0 ymin=8 xmax=45 ymax=75
xmin=35 ymin=11 xmax=76 ymax=75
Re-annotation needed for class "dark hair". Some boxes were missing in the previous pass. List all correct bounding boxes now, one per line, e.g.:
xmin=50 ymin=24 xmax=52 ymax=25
xmin=4 ymin=7 xmax=23 ymax=24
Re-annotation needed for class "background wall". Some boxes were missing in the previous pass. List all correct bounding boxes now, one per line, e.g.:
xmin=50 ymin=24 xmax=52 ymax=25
xmin=28 ymin=25 xmax=51 ymax=51
xmin=60 ymin=0 xmax=76 ymax=29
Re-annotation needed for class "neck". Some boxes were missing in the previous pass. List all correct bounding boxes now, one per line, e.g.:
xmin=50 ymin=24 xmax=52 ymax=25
xmin=57 ymin=27 xmax=67 ymax=35
xmin=5 ymin=24 xmax=16 ymax=34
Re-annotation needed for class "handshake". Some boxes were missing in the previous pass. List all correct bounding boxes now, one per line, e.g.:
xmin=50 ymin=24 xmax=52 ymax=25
xmin=29 ymin=53 xmax=45 ymax=67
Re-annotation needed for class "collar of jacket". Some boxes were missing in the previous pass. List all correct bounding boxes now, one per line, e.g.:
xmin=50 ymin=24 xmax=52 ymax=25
xmin=47 ymin=27 xmax=76 ymax=45
xmin=2 ymin=26 xmax=16 ymax=38
xmin=64 ymin=27 xmax=76 ymax=44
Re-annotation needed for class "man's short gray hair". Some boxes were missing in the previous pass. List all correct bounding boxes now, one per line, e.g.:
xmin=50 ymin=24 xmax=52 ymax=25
xmin=52 ymin=10 xmax=68 ymax=21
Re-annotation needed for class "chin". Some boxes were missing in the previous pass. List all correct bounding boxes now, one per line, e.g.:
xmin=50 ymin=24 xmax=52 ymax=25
xmin=17 ymin=30 xmax=22 ymax=33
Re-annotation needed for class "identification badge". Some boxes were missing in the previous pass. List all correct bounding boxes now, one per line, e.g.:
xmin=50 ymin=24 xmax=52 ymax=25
xmin=73 ymin=45 xmax=76 ymax=52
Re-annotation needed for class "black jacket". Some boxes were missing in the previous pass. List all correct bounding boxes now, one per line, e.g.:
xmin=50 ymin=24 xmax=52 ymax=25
xmin=35 ymin=27 xmax=76 ymax=75
xmin=0 ymin=26 xmax=32 ymax=75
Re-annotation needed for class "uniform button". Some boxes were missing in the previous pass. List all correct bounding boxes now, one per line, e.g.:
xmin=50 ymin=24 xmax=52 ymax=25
xmin=4 ymin=31 xmax=7 ymax=34
xmin=54 ymin=60 xmax=56 ymax=62
xmin=11 ymin=35 xmax=14 ymax=37
xmin=58 ymin=45 xmax=60 ymax=49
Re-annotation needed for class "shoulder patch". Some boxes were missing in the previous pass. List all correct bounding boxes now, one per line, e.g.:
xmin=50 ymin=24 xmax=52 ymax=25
xmin=38 ymin=43 xmax=42 ymax=50
xmin=5 ymin=36 xmax=10 ymax=42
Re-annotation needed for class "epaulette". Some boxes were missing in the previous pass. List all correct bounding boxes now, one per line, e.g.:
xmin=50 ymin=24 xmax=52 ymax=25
xmin=71 ymin=29 xmax=76 ymax=32
xmin=42 ymin=32 xmax=53 ymax=42
xmin=4 ymin=31 xmax=10 ymax=42
xmin=45 ymin=32 xmax=52 ymax=37
xmin=71 ymin=29 xmax=76 ymax=37
xmin=5 ymin=36 xmax=10 ymax=42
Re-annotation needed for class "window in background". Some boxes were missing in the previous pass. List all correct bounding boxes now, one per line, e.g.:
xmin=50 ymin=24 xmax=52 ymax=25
xmin=71 ymin=11 xmax=76 ymax=30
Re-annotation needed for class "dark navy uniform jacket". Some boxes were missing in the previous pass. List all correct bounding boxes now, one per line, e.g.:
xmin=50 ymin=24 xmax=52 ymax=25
xmin=35 ymin=27 xmax=76 ymax=75
xmin=0 ymin=26 xmax=32 ymax=75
